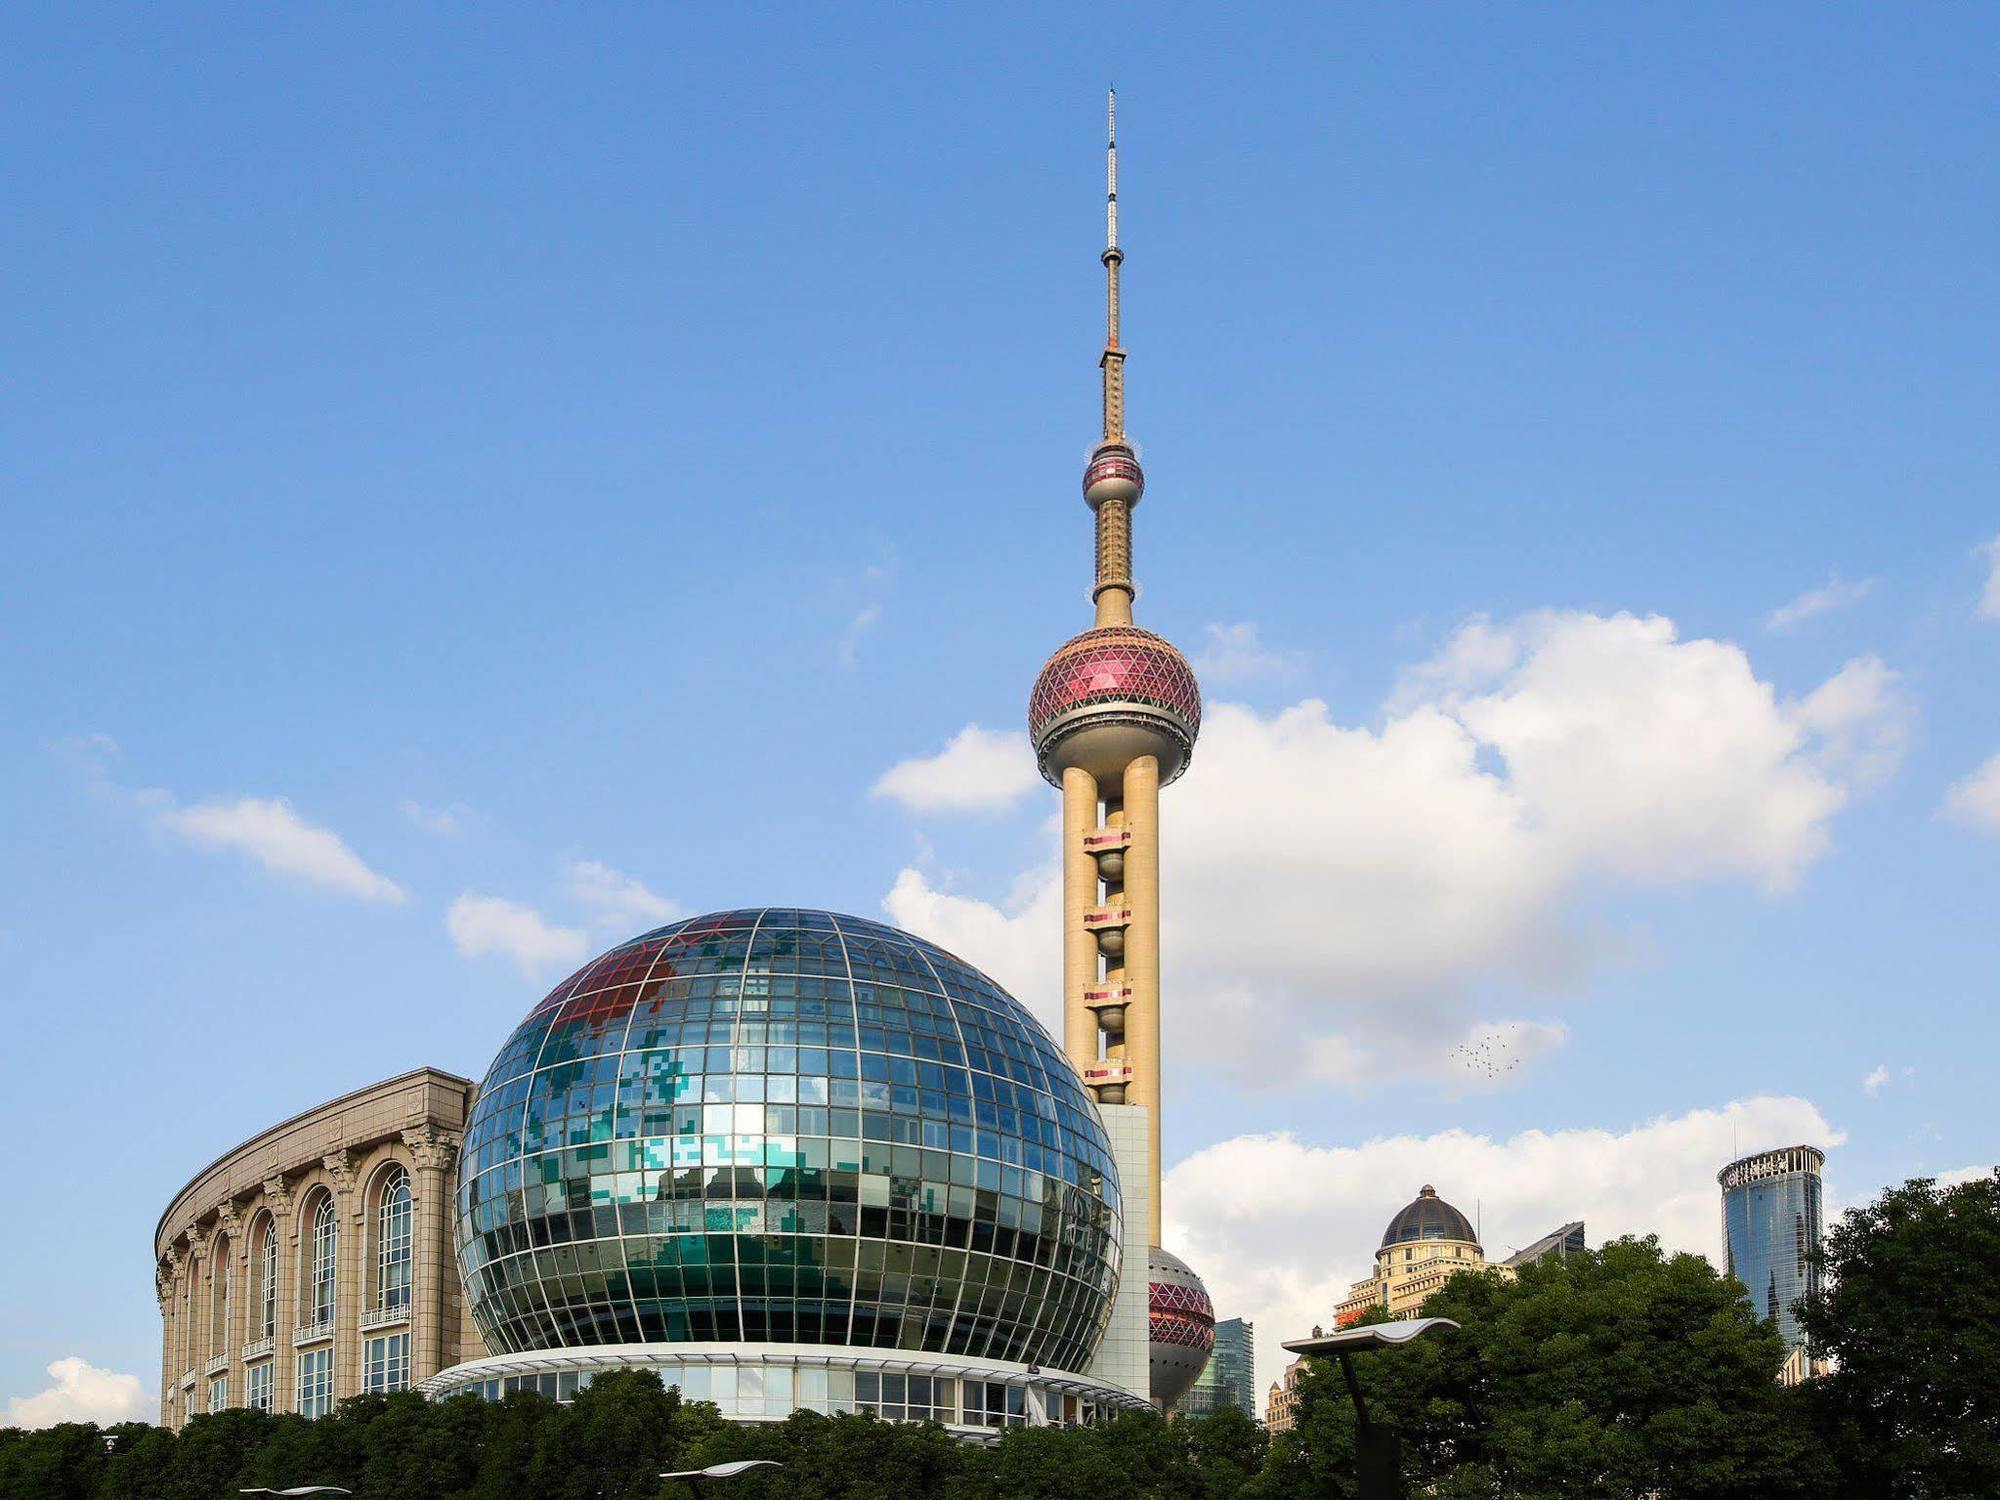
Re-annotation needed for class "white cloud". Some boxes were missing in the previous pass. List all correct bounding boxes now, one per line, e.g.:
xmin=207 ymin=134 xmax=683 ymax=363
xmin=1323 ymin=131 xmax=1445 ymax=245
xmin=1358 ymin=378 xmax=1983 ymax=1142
xmin=401 ymin=799 xmax=470 ymax=836
xmin=837 ymin=604 xmax=883 ymax=670
xmin=1863 ymin=1065 xmax=1890 ymax=1097
xmin=1790 ymin=655 xmax=1913 ymax=792
xmin=885 ymin=865 xmax=1062 ymax=1031
xmin=5 ymin=1356 xmax=150 ymax=1429
xmin=1767 ymin=573 xmax=1874 ymax=631
xmin=446 ymin=893 xmax=589 ymax=977
xmin=159 ymin=796 xmax=407 ymax=903
xmin=1163 ymin=1095 xmax=1841 ymax=1408
xmin=1194 ymin=621 xmax=1307 ymax=682
xmin=1977 ymin=534 xmax=2000 ymax=621
xmin=1937 ymin=1164 xmax=1997 ymax=1189
xmin=564 ymin=860 xmax=682 ymax=931
xmin=1943 ymin=751 xmax=2000 ymax=834
xmin=886 ymin=611 xmax=1906 ymax=1085
xmin=873 ymin=726 xmax=1042 ymax=814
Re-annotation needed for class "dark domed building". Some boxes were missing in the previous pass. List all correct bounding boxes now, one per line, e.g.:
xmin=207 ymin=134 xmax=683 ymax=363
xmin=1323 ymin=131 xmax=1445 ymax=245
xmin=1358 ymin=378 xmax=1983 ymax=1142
xmin=1334 ymin=1185 xmax=1492 ymax=1326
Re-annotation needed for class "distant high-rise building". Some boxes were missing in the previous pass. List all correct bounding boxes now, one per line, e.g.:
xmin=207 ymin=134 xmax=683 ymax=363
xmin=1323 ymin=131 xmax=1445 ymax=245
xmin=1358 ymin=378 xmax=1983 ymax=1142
xmin=1718 ymin=1145 xmax=1826 ymax=1379
xmin=1502 ymin=1221 xmax=1586 ymax=1270
xmin=1173 ymin=1318 xmax=1255 ymax=1418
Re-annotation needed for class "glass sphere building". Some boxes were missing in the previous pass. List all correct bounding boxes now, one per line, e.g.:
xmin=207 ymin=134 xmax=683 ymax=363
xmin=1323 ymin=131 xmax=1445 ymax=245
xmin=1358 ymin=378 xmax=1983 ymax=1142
xmin=433 ymin=908 xmax=1148 ymax=1427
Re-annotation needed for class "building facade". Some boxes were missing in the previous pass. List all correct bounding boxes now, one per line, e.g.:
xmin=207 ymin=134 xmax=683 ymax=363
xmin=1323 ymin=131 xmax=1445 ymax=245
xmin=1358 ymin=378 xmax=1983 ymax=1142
xmin=1334 ymin=1186 xmax=1494 ymax=1326
xmin=1719 ymin=1145 xmax=1825 ymax=1378
xmin=1501 ymin=1221 xmax=1586 ymax=1270
xmin=1265 ymin=1353 xmax=1305 ymax=1433
xmin=153 ymin=1068 xmax=482 ymax=1430
xmin=1173 ymin=1317 xmax=1255 ymax=1417
xmin=1027 ymin=88 xmax=1213 ymax=1411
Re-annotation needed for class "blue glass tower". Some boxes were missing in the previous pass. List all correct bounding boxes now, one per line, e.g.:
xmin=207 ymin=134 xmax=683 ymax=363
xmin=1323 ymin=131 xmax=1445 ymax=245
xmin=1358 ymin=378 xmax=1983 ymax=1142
xmin=1718 ymin=1145 xmax=1825 ymax=1355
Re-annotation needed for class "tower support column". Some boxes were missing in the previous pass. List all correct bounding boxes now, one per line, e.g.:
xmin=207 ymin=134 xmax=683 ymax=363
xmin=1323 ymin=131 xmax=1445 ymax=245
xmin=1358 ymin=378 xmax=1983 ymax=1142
xmin=1062 ymin=767 xmax=1101 ymax=1070
xmin=1123 ymin=753 xmax=1163 ymax=1245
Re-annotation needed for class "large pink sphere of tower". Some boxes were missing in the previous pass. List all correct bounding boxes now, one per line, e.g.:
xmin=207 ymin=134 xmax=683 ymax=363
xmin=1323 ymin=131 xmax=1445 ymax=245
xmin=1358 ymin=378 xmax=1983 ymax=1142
xmin=1029 ymin=625 xmax=1201 ymax=788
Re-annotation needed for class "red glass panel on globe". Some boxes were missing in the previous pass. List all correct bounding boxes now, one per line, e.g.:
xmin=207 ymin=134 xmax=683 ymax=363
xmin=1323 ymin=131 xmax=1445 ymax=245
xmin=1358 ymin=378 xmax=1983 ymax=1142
xmin=1028 ymin=626 xmax=1202 ymax=787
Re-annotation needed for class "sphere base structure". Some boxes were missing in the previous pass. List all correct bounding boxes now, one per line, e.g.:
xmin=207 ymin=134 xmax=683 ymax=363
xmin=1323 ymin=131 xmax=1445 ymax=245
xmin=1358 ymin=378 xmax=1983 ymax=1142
xmin=418 ymin=1343 xmax=1150 ymax=1433
xmin=1148 ymin=1247 xmax=1216 ymax=1408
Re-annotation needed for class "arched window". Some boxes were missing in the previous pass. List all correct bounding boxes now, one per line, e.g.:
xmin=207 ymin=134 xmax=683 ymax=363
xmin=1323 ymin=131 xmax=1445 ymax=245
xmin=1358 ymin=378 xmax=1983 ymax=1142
xmin=376 ymin=1166 xmax=412 ymax=1312
xmin=257 ymin=1219 xmax=278 ymax=1339
xmin=210 ymin=1239 xmax=230 ymax=1357
xmin=308 ymin=1196 xmax=337 ymax=1327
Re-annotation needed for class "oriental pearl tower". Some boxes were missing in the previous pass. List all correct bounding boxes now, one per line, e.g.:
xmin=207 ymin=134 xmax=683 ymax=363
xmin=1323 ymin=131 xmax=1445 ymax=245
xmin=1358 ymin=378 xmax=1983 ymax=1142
xmin=1028 ymin=92 xmax=1213 ymax=1408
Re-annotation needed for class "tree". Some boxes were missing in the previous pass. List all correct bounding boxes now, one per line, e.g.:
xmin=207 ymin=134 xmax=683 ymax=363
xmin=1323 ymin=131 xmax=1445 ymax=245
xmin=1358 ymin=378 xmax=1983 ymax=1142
xmin=1272 ymin=1237 xmax=1831 ymax=1499
xmin=1798 ymin=1170 xmax=2000 ymax=1499
xmin=527 ymin=1368 xmax=692 ymax=1500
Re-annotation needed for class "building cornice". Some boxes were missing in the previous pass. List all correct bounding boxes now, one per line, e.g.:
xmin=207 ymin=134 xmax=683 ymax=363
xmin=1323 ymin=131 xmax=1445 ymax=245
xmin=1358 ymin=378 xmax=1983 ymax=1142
xmin=154 ymin=1065 xmax=474 ymax=1257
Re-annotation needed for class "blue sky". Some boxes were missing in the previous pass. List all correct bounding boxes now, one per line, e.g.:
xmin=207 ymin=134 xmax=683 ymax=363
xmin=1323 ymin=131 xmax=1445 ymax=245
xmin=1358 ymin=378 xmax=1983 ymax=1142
xmin=3 ymin=5 xmax=1997 ymax=1416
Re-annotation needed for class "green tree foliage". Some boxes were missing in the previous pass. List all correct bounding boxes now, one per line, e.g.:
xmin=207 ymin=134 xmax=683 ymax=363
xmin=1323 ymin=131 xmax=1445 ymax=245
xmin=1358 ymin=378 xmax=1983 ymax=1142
xmin=4 ymin=1182 xmax=1986 ymax=1500
xmin=1272 ymin=1237 xmax=1830 ymax=1499
xmin=1798 ymin=1169 xmax=2000 ymax=1499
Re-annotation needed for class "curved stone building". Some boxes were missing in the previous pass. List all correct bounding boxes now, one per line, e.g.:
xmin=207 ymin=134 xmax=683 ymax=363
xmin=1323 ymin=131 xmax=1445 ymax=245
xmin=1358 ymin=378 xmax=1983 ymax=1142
xmin=153 ymin=1068 xmax=483 ymax=1429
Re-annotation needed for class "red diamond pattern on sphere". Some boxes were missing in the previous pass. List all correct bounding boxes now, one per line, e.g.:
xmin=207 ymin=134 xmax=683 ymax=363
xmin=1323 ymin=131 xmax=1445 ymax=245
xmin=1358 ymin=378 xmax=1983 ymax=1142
xmin=1028 ymin=626 xmax=1203 ymax=744
xmin=1149 ymin=1278 xmax=1217 ymax=1352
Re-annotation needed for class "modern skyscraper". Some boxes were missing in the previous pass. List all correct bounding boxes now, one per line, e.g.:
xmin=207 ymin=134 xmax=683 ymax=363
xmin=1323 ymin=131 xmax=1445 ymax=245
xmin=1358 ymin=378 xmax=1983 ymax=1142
xmin=1501 ymin=1221 xmax=1586 ymax=1270
xmin=1029 ymin=92 xmax=1211 ymax=1408
xmin=1718 ymin=1145 xmax=1825 ymax=1375
xmin=1174 ymin=1317 xmax=1256 ymax=1418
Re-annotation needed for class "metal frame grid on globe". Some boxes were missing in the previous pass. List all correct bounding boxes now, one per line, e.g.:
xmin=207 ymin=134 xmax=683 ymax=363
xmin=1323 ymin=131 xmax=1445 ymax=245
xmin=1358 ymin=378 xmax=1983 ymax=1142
xmin=453 ymin=910 xmax=1126 ymax=1378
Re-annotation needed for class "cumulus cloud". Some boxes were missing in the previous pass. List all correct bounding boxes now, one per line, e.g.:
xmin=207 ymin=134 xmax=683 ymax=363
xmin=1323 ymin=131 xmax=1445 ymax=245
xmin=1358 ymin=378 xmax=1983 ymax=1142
xmin=1791 ymin=655 xmax=1913 ymax=793
xmin=884 ymin=865 xmax=1062 ymax=1029
xmin=887 ymin=611 xmax=1907 ymax=1085
xmin=1767 ymin=573 xmax=1874 ymax=631
xmin=159 ymin=797 xmax=407 ymax=903
xmin=565 ymin=860 xmax=682 ymax=931
xmin=447 ymin=893 xmax=589 ymax=977
xmin=1863 ymin=1065 xmax=1891 ymax=1097
xmin=5 ymin=1356 xmax=150 ymax=1429
xmin=1937 ymin=1164 xmax=1998 ymax=1189
xmin=1977 ymin=534 xmax=2000 ymax=621
xmin=1163 ymin=1095 xmax=1842 ymax=1406
xmin=873 ymin=727 xmax=1041 ymax=815
xmin=1194 ymin=621 xmax=1307 ymax=683
xmin=1943 ymin=751 xmax=2000 ymax=834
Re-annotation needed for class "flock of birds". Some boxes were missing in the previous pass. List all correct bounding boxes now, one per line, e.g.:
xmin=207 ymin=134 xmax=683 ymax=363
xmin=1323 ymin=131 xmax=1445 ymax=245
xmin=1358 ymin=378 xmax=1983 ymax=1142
xmin=1449 ymin=1024 xmax=1529 ymax=1080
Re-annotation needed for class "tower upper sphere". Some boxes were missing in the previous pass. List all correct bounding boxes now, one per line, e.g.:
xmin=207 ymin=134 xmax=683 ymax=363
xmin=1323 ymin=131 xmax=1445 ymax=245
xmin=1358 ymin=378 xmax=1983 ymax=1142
xmin=1029 ymin=624 xmax=1201 ymax=787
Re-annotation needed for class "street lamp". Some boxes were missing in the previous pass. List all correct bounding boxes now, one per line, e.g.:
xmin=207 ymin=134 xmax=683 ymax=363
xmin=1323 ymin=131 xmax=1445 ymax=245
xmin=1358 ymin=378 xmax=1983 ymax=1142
xmin=659 ymin=1459 xmax=782 ymax=1496
xmin=1282 ymin=1317 xmax=1459 ymax=1500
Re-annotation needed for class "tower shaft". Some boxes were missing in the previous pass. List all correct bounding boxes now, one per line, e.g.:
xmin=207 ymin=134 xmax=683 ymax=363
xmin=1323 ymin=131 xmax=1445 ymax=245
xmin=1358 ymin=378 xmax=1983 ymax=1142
xmin=1035 ymin=89 xmax=1200 ymax=1264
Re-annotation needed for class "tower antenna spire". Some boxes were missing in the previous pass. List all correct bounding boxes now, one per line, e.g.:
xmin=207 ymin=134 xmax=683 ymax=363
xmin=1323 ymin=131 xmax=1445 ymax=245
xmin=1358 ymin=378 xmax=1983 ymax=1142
xmin=1084 ymin=87 xmax=1143 ymax=625
xmin=1101 ymin=87 xmax=1124 ymax=443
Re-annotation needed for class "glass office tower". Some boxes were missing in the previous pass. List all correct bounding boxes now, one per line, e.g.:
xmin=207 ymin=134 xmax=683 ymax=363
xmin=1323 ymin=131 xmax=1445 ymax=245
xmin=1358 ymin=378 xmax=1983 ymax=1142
xmin=1172 ymin=1318 xmax=1254 ymax=1417
xmin=1718 ymin=1145 xmax=1825 ymax=1355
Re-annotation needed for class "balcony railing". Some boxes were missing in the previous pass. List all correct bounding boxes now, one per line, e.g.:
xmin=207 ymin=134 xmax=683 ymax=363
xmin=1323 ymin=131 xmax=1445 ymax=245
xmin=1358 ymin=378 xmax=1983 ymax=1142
xmin=241 ymin=1336 xmax=274 ymax=1361
xmin=292 ymin=1319 xmax=334 ymax=1346
xmin=360 ymin=1305 xmax=410 ymax=1332
xmin=203 ymin=1353 xmax=228 ymax=1377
